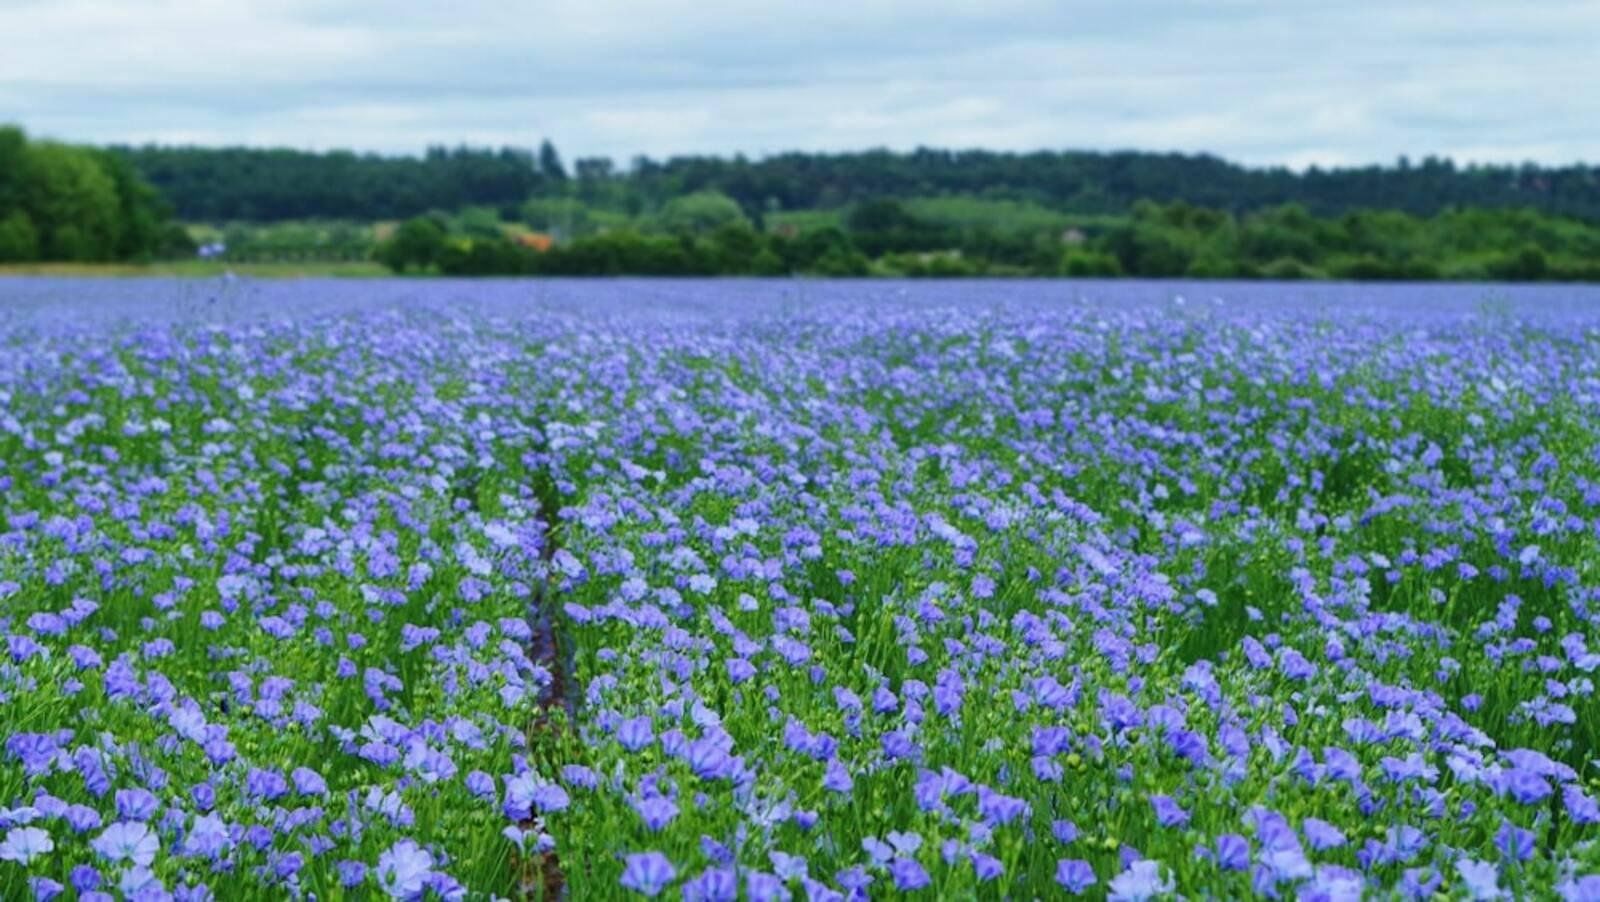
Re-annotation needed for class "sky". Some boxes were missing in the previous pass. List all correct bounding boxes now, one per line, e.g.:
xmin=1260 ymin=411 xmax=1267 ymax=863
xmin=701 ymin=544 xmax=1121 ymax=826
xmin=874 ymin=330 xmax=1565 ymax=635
xmin=3 ymin=0 xmax=1598 ymax=168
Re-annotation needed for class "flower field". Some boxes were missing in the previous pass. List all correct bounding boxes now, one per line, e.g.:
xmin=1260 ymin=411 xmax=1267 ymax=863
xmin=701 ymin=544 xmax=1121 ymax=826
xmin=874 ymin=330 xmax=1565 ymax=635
xmin=3 ymin=278 xmax=1600 ymax=899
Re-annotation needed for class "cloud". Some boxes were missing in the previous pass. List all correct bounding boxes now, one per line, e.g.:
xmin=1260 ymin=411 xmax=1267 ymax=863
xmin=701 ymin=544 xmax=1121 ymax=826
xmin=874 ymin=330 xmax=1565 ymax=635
xmin=3 ymin=0 xmax=1596 ymax=167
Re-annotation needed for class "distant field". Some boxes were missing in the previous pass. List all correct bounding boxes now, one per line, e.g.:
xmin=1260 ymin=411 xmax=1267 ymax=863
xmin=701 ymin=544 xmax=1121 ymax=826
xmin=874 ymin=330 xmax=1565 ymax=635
xmin=0 ymin=260 xmax=389 ymax=278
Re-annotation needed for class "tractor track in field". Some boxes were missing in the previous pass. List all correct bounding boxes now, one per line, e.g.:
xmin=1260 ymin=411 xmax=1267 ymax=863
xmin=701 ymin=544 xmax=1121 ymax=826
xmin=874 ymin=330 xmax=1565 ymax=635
xmin=519 ymin=472 xmax=577 ymax=900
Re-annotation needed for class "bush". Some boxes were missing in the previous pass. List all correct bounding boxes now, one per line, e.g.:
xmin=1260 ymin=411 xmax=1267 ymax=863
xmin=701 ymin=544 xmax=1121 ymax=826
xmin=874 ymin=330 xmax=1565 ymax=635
xmin=1261 ymin=257 xmax=1321 ymax=280
xmin=1062 ymin=248 xmax=1123 ymax=277
xmin=1486 ymin=245 xmax=1549 ymax=282
xmin=375 ymin=217 xmax=448 ymax=272
xmin=1551 ymin=260 xmax=1600 ymax=282
xmin=809 ymin=246 xmax=871 ymax=277
xmin=1183 ymin=255 xmax=1237 ymax=279
xmin=157 ymin=223 xmax=197 ymax=260
xmin=1328 ymin=255 xmax=1406 ymax=281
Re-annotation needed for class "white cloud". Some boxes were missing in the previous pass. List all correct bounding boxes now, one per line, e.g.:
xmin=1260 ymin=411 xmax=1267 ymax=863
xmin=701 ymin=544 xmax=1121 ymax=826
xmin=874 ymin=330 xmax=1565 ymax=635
xmin=2 ymin=0 xmax=1596 ymax=166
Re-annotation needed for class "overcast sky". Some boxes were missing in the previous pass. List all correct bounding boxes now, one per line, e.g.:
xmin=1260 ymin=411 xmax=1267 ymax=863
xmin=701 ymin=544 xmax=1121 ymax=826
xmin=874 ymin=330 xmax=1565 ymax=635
xmin=3 ymin=0 xmax=1597 ymax=168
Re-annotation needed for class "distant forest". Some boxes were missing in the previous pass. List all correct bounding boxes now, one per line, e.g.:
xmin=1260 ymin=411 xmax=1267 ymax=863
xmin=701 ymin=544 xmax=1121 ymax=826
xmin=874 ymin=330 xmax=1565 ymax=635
xmin=113 ymin=141 xmax=1600 ymax=223
xmin=6 ymin=121 xmax=1600 ymax=280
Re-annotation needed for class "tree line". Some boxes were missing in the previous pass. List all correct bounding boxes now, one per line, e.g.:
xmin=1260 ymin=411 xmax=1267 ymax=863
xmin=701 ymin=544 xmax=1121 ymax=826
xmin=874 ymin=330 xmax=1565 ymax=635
xmin=6 ymin=119 xmax=1600 ymax=281
xmin=374 ymin=196 xmax=1600 ymax=281
xmin=112 ymin=140 xmax=1600 ymax=224
xmin=110 ymin=141 xmax=568 ymax=222
xmin=0 ymin=126 xmax=184 ymax=263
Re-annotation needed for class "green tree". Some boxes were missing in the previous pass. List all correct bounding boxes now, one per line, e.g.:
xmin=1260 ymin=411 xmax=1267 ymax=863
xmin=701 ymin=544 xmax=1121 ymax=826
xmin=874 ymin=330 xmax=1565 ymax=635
xmin=23 ymin=142 xmax=124 ymax=260
xmin=538 ymin=140 xmax=568 ymax=182
xmin=0 ymin=211 xmax=39 ymax=262
xmin=375 ymin=217 xmax=448 ymax=272
xmin=846 ymin=198 xmax=918 ymax=234
xmin=93 ymin=150 xmax=166 ymax=260
xmin=703 ymin=222 xmax=766 ymax=273
xmin=1103 ymin=223 xmax=1193 ymax=276
xmin=455 ymin=206 xmax=505 ymax=239
xmin=845 ymin=198 xmax=949 ymax=256
xmin=657 ymin=191 xmax=748 ymax=235
xmin=0 ymin=126 xmax=25 ymax=213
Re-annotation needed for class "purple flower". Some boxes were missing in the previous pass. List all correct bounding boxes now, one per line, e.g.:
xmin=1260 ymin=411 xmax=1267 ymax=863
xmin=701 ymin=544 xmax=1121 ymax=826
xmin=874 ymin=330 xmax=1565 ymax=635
xmin=823 ymin=759 xmax=854 ymax=794
xmin=562 ymin=764 xmax=599 ymax=790
xmin=682 ymin=867 xmax=737 ymax=902
xmin=117 ymin=867 xmax=162 ymax=898
xmin=1149 ymin=794 xmax=1189 ymax=828
xmin=1494 ymin=822 xmax=1535 ymax=862
xmin=1310 ymin=865 xmax=1366 ymax=899
xmin=1215 ymin=834 xmax=1251 ymax=871
xmin=872 ymin=687 xmax=898 ymax=714
xmin=1056 ymin=859 xmax=1097 ymax=894
xmin=532 ymin=782 xmax=570 ymax=813
xmin=245 ymin=824 xmax=274 ymax=851
xmin=1279 ymin=647 xmax=1317 ymax=680
xmin=771 ymin=850 xmax=808 ymax=881
xmin=114 ymin=788 xmax=159 ymax=822
xmin=59 ymin=803 xmax=96 ymax=835
xmin=837 ymin=866 xmax=873 ymax=895
xmin=618 ymin=716 xmax=654 ymax=752
xmin=1303 ymin=817 xmax=1347 ymax=851
xmin=30 ymin=876 xmax=64 ymax=902
xmin=337 ymin=860 xmax=368 ymax=888
xmin=744 ymin=871 xmax=786 ymax=902
xmin=6 ymin=733 xmax=59 ymax=778
xmin=1559 ymin=875 xmax=1600 ymax=901
xmin=273 ymin=851 xmax=305 ymax=880
xmin=1455 ymin=858 xmax=1502 ymax=900
xmin=976 ymin=786 xmax=1028 ymax=826
xmin=633 ymin=795 xmax=679 ymax=831
xmin=26 ymin=612 xmax=67 ymax=636
xmin=464 ymin=770 xmax=496 ymax=801
xmin=1564 ymin=785 xmax=1600 ymax=824
xmin=688 ymin=737 xmax=734 ymax=781
xmin=1109 ymin=860 xmax=1173 ymax=901
xmin=801 ymin=877 xmax=842 ymax=902
xmin=1501 ymin=769 xmax=1552 ymax=805
xmin=259 ymin=615 xmax=295 ymax=639
xmin=620 ymin=851 xmax=675 ymax=897
xmin=245 ymin=767 xmax=289 ymax=801
xmin=881 ymin=730 xmax=919 ymax=762
xmin=89 ymin=821 xmax=158 ymax=868
xmin=0 ymin=826 xmax=53 ymax=865
xmin=9 ymin=634 xmax=45 ymax=663
xmin=182 ymin=813 xmax=232 ymax=859
xmin=376 ymin=839 xmax=434 ymax=899
xmin=291 ymin=766 xmax=328 ymax=796
xmin=971 ymin=852 xmax=1004 ymax=882
xmin=70 ymin=865 xmax=101 ymax=893
xmin=1381 ymin=754 xmax=1434 ymax=784
xmin=889 ymin=858 xmax=930 ymax=891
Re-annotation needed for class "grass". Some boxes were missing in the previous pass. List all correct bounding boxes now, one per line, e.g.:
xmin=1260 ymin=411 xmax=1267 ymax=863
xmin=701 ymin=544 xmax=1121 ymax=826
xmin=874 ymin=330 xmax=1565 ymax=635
xmin=0 ymin=260 xmax=389 ymax=278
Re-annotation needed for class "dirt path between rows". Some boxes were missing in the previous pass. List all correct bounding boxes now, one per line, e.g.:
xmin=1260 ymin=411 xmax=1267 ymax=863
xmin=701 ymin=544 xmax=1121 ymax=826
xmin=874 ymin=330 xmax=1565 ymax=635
xmin=519 ymin=482 xmax=574 ymax=900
